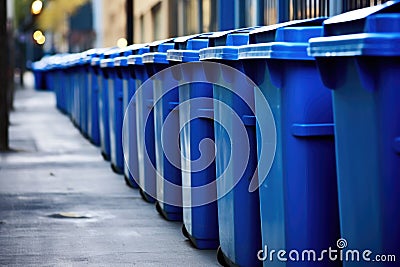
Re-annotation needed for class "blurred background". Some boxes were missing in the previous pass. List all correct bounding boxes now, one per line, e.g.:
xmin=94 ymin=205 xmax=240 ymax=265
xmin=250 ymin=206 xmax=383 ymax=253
xmin=5 ymin=0 xmax=391 ymax=84
xmin=0 ymin=0 xmax=390 ymax=150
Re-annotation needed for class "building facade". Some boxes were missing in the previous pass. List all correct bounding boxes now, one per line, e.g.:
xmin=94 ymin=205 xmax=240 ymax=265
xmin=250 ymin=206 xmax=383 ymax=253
xmin=92 ymin=0 xmax=128 ymax=48
xmin=133 ymin=0 xmax=390 ymax=44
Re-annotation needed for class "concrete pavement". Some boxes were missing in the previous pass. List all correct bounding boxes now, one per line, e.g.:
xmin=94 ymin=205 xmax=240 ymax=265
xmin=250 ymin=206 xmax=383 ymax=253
xmin=0 ymin=85 xmax=219 ymax=266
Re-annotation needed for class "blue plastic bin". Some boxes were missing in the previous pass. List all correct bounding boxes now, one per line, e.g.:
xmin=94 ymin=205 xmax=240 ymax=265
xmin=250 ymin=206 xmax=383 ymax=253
xmin=199 ymin=27 xmax=262 ymax=267
xmin=98 ymin=50 xmax=114 ymax=161
xmin=32 ymin=61 xmax=47 ymax=90
xmin=115 ymin=44 xmax=146 ymax=188
xmin=121 ymin=46 xmax=150 ymax=189
xmin=87 ymin=49 xmax=104 ymax=146
xmin=240 ymin=18 xmax=341 ymax=267
xmin=70 ymin=56 xmax=80 ymax=127
xmin=104 ymin=49 xmax=125 ymax=174
xmin=309 ymin=2 xmax=400 ymax=265
xmin=167 ymin=33 xmax=220 ymax=248
xmin=143 ymin=39 xmax=183 ymax=219
xmin=128 ymin=46 xmax=156 ymax=203
xmin=78 ymin=53 xmax=89 ymax=138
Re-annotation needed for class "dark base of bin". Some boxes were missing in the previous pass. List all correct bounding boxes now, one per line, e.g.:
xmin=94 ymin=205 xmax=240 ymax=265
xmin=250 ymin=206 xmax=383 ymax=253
xmin=111 ymin=163 xmax=124 ymax=175
xmin=81 ymin=132 xmax=89 ymax=139
xmin=217 ymin=246 xmax=240 ymax=267
xmin=182 ymin=224 xmax=219 ymax=250
xmin=57 ymin=108 xmax=68 ymax=115
xmin=155 ymin=201 xmax=183 ymax=222
xmin=139 ymin=189 xmax=156 ymax=203
xmin=89 ymin=138 xmax=100 ymax=147
xmin=101 ymin=151 xmax=110 ymax=161
xmin=124 ymin=175 xmax=139 ymax=189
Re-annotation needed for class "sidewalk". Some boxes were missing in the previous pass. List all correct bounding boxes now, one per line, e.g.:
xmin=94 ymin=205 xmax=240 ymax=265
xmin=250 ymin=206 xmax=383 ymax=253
xmin=0 ymin=85 xmax=218 ymax=266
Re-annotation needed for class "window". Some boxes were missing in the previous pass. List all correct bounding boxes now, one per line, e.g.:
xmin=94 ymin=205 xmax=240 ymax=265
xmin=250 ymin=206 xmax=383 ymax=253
xmin=202 ymin=0 xmax=217 ymax=32
xmin=140 ymin=14 xmax=145 ymax=43
xmin=152 ymin=2 xmax=162 ymax=41
xmin=264 ymin=0 xmax=277 ymax=25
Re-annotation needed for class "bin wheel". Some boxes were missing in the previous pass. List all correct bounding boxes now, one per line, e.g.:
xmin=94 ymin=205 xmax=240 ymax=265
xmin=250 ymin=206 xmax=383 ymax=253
xmin=155 ymin=201 xmax=163 ymax=216
xmin=181 ymin=224 xmax=190 ymax=239
xmin=139 ymin=189 xmax=146 ymax=200
xmin=124 ymin=175 xmax=133 ymax=188
xmin=217 ymin=246 xmax=229 ymax=267
xmin=101 ymin=152 xmax=110 ymax=161
xmin=111 ymin=163 xmax=118 ymax=173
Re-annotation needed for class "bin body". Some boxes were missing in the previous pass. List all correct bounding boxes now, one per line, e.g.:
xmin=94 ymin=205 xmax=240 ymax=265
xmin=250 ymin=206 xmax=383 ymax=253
xmin=107 ymin=65 xmax=124 ymax=173
xmin=99 ymin=59 xmax=112 ymax=161
xmin=309 ymin=4 xmax=400 ymax=265
xmin=132 ymin=55 xmax=156 ymax=203
xmin=116 ymin=55 xmax=139 ymax=187
xmin=88 ymin=58 xmax=100 ymax=146
xmin=239 ymin=20 xmax=341 ymax=267
xmin=79 ymin=64 xmax=89 ymax=137
xmin=168 ymin=36 xmax=220 ymax=249
xmin=123 ymin=47 xmax=150 ymax=188
xmin=143 ymin=41 xmax=183 ymax=218
xmin=200 ymin=30 xmax=262 ymax=267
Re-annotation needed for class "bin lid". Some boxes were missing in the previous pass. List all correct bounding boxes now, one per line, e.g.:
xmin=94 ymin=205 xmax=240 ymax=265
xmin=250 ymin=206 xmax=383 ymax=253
xmin=32 ymin=61 xmax=46 ymax=71
xmin=167 ymin=40 xmax=209 ymax=62
xmin=199 ymin=33 xmax=254 ymax=61
xmin=172 ymin=32 xmax=214 ymax=49
xmin=248 ymin=18 xmax=326 ymax=44
xmin=91 ymin=57 xmax=100 ymax=67
xmin=100 ymin=58 xmax=114 ymax=68
xmin=199 ymin=27 xmax=261 ymax=61
xmin=114 ymin=56 xmax=128 ymax=67
xmin=240 ymin=26 xmax=324 ymax=60
xmin=142 ymin=42 xmax=175 ymax=64
xmin=103 ymin=47 xmax=121 ymax=58
xmin=239 ymin=18 xmax=326 ymax=60
xmin=309 ymin=1 xmax=400 ymax=56
xmin=127 ymin=46 xmax=150 ymax=65
xmin=167 ymin=36 xmax=210 ymax=62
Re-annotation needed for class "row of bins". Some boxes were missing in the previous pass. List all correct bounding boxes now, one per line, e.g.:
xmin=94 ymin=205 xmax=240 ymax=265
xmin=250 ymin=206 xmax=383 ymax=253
xmin=35 ymin=2 xmax=399 ymax=266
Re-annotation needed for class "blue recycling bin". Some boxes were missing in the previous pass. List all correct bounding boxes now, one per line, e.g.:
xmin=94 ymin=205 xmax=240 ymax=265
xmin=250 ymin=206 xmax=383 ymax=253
xmin=65 ymin=55 xmax=77 ymax=119
xmin=167 ymin=34 xmax=220 ymax=249
xmin=98 ymin=51 xmax=113 ymax=161
xmin=115 ymin=45 xmax=145 ymax=189
xmin=240 ymin=18 xmax=341 ymax=267
xmin=86 ymin=49 xmax=103 ymax=146
xmin=62 ymin=58 xmax=72 ymax=116
xmin=58 ymin=63 xmax=67 ymax=113
xmin=199 ymin=28 xmax=262 ymax=267
xmin=143 ymin=39 xmax=183 ymax=220
xmin=78 ymin=54 xmax=89 ymax=138
xmin=120 ymin=46 xmax=151 ymax=189
xmin=52 ymin=57 xmax=66 ymax=113
xmin=32 ymin=61 xmax=47 ymax=90
xmin=309 ymin=2 xmax=400 ymax=265
xmin=68 ymin=57 xmax=78 ymax=126
xmin=128 ymin=48 xmax=156 ymax=203
xmin=104 ymin=49 xmax=125 ymax=174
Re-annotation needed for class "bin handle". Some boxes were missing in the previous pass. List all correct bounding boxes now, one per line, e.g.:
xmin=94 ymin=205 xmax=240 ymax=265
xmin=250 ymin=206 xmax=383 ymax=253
xmin=197 ymin=108 xmax=214 ymax=119
xmin=291 ymin=123 xmax=334 ymax=137
xmin=168 ymin=102 xmax=179 ymax=111
xmin=394 ymin=137 xmax=400 ymax=154
xmin=243 ymin=115 xmax=256 ymax=127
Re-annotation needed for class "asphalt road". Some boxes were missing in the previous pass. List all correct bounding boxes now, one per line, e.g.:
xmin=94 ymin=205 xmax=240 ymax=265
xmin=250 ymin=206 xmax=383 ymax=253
xmin=0 ymin=85 xmax=219 ymax=266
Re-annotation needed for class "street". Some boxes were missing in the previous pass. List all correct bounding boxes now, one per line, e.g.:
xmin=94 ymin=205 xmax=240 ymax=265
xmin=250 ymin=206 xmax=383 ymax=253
xmin=0 ymin=84 xmax=218 ymax=266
